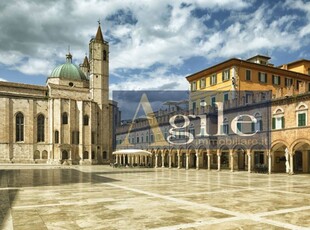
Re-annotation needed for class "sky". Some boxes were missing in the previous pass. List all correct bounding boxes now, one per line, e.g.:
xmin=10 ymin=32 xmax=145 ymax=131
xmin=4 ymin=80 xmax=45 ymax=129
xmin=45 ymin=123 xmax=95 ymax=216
xmin=0 ymin=0 xmax=309 ymax=94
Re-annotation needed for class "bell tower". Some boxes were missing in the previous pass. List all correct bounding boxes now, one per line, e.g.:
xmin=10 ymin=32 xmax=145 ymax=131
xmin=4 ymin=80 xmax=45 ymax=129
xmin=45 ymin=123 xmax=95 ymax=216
xmin=89 ymin=21 xmax=109 ymax=106
xmin=89 ymin=22 xmax=110 ymax=163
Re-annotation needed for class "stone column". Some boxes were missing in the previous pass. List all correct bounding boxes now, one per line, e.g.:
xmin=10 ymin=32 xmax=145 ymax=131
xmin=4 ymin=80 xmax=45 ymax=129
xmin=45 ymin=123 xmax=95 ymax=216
xmin=207 ymin=151 xmax=211 ymax=171
xmin=268 ymin=151 xmax=272 ymax=174
xmin=161 ymin=153 xmax=165 ymax=168
xmin=290 ymin=153 xmax=294 ymax=174
xmin=230 ymin=150 xmax=234 ymax=172
xmin=186 ymin=153 xmax=189 ymax=170
xmin=247 ymin=150 xmax=251 ymax=173
xmin=115 ymin=154 xmax=118 ymax=164
xmin=123 ymin=154 xmax=126 ymax=165
xmin=177 ymin=152 xmax=181 ymax=169
xmin=155 ymin=154 xmax=158 ymax=168
xmin=168 ymin=153 xmax=172 ymax=169
xmin=217 ymin=150 xmax=221 ymax=171
xmin=196 ymin=152 xmax=199 ymax=170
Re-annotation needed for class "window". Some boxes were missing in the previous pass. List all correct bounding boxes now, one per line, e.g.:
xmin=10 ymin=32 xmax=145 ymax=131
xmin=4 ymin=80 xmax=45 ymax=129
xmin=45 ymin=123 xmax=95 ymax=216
xmin=223 ymin=93 xmax=229 ymax=102
xmin=55 ymin=131 xmax=59 ymax=143
xmin=272 ymin=117 xmax=285 ymax=130
xmin=308 ymin=68 xmax=310 ymax=75
xmin=83 ymin=115 xmax=89 ymax=126
xmin=150 ymin=134 xmax=154 ymax=143
xmin=192 ymin=101 xmax=196 ymax=112
xmin=146 ymin=133 xmax=149 ymax=143
xmin=223 ymin=118 xmax=229 ymax=134
xmin=189 ymin=128 xmax=195 ymax=138
xmin=285 ymin=78 xmax=293 ymax=87
xmin=103 ymin=50 xmax=107 ymax=61
xmin=211 ymin=96 xmax=216 ymax=107
xmin=103 ymin=151 xmax=107 ymax=159
xmin=298 ymin=113 xmax=306 ymax=127
xmin=245 ymin=93 xmax=253 ymax=104
xmin=136 ymin=136 xmax=139 ymax=143
xmin=272 ymin=75 xmax=281 ymax=85
xmin=252 ymin=113 xmax=262 ymax=132
xmin=37 ymin=114 xmax=45 ymax=142
xmin=246 ymin=70 xmax=251 ymax=81
xmin=210 ymin=74 xmax=217 ymax=85
xmin=258 ymin=72 xmax=267 ymax=83
xmin=222 ymin=69 xmax=230 ymax=81
xmin=16 ymin=112 xmax=24 ymax=142
xmin=296 ymin=80 xmax=302 ymax=90
xmin=272 ymin=108 xmax=284 ymax=130
xmin=200 ymin=78 xmax=206 ymax=89
xmin=91 ymin=132 xmax=95 ymax=144
xmin=62 ymin=112 xmax=68 ymax=124
xmin=191 ymin=82 xmax=197 ymax=91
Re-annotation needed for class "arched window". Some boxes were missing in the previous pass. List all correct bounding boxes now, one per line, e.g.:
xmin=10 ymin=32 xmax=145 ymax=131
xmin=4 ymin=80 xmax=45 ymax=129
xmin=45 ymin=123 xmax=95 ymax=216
xmin=16 ymin=112 xmax=24 ymax=142
xmin=296 ymin=103 xmax=308 ymax=127
xmin=37 ymin=114 xmax=45 ymax=142
xmin=272 ymin=107 xmax=284 ymax=130
xmin=252 ymin=112 xmax=263 ymax=132
xmin=55 ymin=130 xmax=59 ymax=143
xmin=83 ymin=115 xmax=89 ymax=126
xmin=62 ymin=112 xmax=68 ymax=124
xmin=223 ymin=117 xmax=229 ymax=134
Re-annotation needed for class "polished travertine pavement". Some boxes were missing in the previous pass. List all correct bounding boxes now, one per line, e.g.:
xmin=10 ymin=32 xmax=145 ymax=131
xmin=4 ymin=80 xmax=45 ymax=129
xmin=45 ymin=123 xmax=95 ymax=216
xmin=0 ymin=165 xmax=310 ymax=230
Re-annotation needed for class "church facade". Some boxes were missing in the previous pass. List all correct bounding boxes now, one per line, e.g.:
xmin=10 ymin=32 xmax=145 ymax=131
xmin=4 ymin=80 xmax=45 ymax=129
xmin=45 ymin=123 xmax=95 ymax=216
xmin=0 ymin=24 xmax=117 ymax=165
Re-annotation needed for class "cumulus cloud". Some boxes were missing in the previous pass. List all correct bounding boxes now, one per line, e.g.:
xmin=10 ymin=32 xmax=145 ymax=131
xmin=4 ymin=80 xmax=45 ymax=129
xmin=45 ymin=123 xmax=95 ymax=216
xmin=0 ymin=0 xmax=309 ymax=90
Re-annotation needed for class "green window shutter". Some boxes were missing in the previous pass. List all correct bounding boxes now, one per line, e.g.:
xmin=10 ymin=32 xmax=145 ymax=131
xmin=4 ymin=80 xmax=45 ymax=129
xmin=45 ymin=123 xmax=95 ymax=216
xmin=251 ymin=122 xmax=255 ymax=132
xmin=272 ymin=75 xmax=275 ymax=84
xmin=222 ymin=71 xmax=224 ymax=81
xmin=281 ymin=117 xmax=285 ymax=129
xmin=258 ymin=72 xmax=261 ymax=82
xmin=298 ymin=113 xmax=306 ymax=126
xmin=265 ymin=74 xmax=267 ymax=83
xmin=272 ymin=117 xmax=275 ymax=129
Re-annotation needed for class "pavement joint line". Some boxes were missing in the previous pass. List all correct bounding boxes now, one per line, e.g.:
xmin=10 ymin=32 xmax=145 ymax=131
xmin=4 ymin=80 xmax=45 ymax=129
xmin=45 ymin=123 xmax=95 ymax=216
xmin=104 ymin=182 xmax=309 ymax=230
xmin=168 ymin=188 xmax=255 ymax=197
xmin=257 ymin=205 xmax=310 ymax=217
xmin=149 ymin=216 xmax=244 ymax=230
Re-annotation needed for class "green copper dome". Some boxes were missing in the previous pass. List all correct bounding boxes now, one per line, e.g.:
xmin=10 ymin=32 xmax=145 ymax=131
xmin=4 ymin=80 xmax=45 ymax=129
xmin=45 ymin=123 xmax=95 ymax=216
xmin=49 ymin=53 xmax=88 ymax=81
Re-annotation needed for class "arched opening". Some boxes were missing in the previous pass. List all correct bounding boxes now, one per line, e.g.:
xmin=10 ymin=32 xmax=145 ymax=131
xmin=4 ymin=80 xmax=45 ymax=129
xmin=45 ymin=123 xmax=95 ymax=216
xmin=234 ymin=146 xmax=246 ymax=170
xmin=292 ymin=141 xmax=310 ymax=173
xmin=271 ymin=142 xmax=288 ymax=173
xmin=220 ymin=146 xmax=229 ymax=169
xmin=62 ymin=150 xmax=69 ymax=160
xmin=42 ymin=150 xmax=48 ymax=159
xmin=83 ymin=151 xmax=89 ymax=159
xmin=34 ymin=150 xmax=40 ymax=160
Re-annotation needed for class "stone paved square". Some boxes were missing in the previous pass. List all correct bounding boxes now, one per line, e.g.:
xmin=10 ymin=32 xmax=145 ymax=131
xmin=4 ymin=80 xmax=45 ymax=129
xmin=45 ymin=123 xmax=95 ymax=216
xmin=0 ymin=165 xmax=310 ymax=229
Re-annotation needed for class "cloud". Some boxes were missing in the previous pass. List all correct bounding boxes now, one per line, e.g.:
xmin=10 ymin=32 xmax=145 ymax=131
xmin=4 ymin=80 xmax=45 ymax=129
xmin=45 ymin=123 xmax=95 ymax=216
xmin=0 ymin=77 xmax=7 ymax=82
xmin=0 ymin=0 xmax=309 ymax=90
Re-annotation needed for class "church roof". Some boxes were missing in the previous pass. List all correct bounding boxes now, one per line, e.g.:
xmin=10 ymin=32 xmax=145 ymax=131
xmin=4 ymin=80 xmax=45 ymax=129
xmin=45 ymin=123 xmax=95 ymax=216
xmin=95 ymin=24 xmax=104 ymax=43
xmin=82 ymin=55 xmax=90 ymax=68
xmin=49 ymin=53 xmax=88 ymax=81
